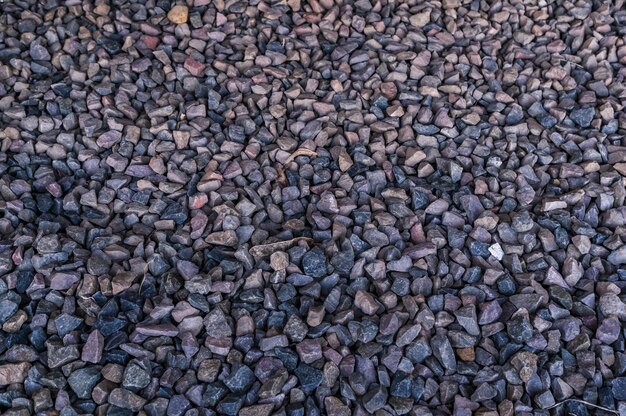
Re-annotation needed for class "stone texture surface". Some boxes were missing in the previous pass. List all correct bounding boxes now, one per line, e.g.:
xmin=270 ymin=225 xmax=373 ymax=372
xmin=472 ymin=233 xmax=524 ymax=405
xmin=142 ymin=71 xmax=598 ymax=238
xmin=0 ymin=0 xmax=625 ymax=414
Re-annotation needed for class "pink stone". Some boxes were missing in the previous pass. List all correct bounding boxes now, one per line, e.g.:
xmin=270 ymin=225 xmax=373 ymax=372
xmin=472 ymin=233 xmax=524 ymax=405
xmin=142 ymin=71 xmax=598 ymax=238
xmin=184 ymin=57 xmax=206 ymax=76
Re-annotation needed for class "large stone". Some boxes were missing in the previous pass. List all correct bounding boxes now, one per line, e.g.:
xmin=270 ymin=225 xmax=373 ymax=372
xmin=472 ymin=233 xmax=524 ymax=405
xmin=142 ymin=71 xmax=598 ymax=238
xmin=0 ymin=363 xmax=31 ymax=386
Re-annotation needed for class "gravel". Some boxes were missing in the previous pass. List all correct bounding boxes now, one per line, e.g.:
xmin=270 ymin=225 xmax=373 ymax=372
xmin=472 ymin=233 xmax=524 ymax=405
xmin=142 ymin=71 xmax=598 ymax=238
xmin=1 ymin=0 xmax=626 ymax=415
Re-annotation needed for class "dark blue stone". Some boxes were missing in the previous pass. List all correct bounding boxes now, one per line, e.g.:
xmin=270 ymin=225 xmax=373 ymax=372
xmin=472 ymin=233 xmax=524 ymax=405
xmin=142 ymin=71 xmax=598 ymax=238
xmin=499 ymin=343 xmax=523 ymax=364
xmin=413 ymin=124 xmax=439 ymax=135
xmin=406 ymin=339 xmax=431 ymax=363
xmin=500 ymin=197 xmax=517 ymax=213
xmin=497 ymin=275 xmax=516 ymax=296
xmin=411 ymin=190 xmax=429 ymax=210
xmin=536 ymin=113 xmax=557 ymax=128
xmin=103 ymin=350 xmax=129 ymax=365
xmin=29 ymin=327 xmax=47 ymax=351
xmin=570 ymin=107 xmax=594 ymax=127
xmin=233 ymin=334 xmax=253 ymax=352
xmin=390 ymin=372 xmax=412 ymax=398
xmin=469 ymin=241 xmax=490 ymax=257
xmin=161 ymin=203 xmax=188 ymax=225
xmin=407 ymin=379 xmax=423 ymax=402
xmin=371 ymin=94 xmax=388 ymax=110
xmin=491 ymin=332 xmax=510 ymax=349
xmin=95 ymin=316 xmax=127 ymax=337
xmin=302 ymin=248 xmax=327 ymax=278
xmin=304 ymin=397 xmax=321 ymax=416
xmin=216 ymin=394 xmax=243 ymax=416
xmin=555 ymin=227 xmax=570 ymax=248
xmin=224 ymin=364 xmax=255 ymax=394
xmin=277 ymin=284 xmax=297 ymax=302
xmin=564 ymin=401 xmax=589 ymax=416
xmin=307 ymin=322 xmax=330 ymax=338
xmin=286 ymin=403 xmax=305 ymax=416
xmin=275 ymin=347 xmax=298 ymax=371
xmin=295 ymin=363 xmax=323 ymax=393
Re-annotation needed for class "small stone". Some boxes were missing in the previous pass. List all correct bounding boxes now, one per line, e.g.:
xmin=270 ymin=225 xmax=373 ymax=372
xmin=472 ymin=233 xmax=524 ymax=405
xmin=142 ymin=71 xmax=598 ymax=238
xmin=168 ymin=395 xmax=191 ymax=416
xmin=431 ymin=332 xmax=456 ymax=373
xmin=0 ymin=300 xmax=18 ymax=324
xmin=534 ymin=390 xmax=556 ymax=409
xmin=608 ymin=246 xmax=626 ymax=265
xmin=295 ymin=363 xmax=323 ymax=393
xmin=355 ymin=290 xmax=379 ymax=315
xmin=270 ymin=251 xmax=289 ymax=270
xmin=284 ymin=315 xmax=308 ymax=342
xmin=507 ymin=308 xmax=533 ymax=343
xmin=68 ymin=367 xmax=101 ymax=399
xmin=471 ymin=383 xmax=497 ymax=401
xmin=613 ymin=378 xmax=626 ymax=400
xmin=167 ymin=5 xmax=189 ymax=24
xmin=206 ymin=231 xmax=238 ymax=247
xmin=454 ymin=305 xmax=480 ymax=336
xmin=296 ymin=339 xmax=323 ymax=364
xmin=225 ymin=364 xmax=255 ymax=393
xmin=122 ymin=361 xmax=151 ymax=391
xmin=324 ymin=397 xmax=350 ymax=416
xmin=488 ymin=243 xmax=504 ymax=260
xmin=406 ymin=339 xmax=432 ymax=363
xmin=204 ymin=308 xmax=232 ymax=337
xmin=30 ymin=43 xmax=51 ymax=60
xmin=570 ymin=107 xmax=594 ymax=127
xmin=82 ymin=330 xmax=104 ymax=363
xmin=599 ymin=294 xmax=626 ymax=319
xmin=108 ymin=388 xmax=147 ymax=412
xmin=239 ymin=404 xmax=274 ymax=416
xmin=596 ymin=316 xmax=621 ymax=344
xmin=302 ymin=248 xmax=327 ymax=278
xmin=362 ymin=385 xmax=388 ymax=413
xmin=135 ymin=323 xmax=179 ymax=337
xmin=410 ymin=10 xmax=431 ymax=27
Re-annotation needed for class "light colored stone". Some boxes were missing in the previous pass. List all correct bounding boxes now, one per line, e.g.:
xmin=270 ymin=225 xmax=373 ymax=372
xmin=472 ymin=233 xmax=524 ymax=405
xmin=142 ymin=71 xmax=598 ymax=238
xmin=167 ymin=5 xmax=188 ymax=24
xmin=0 ymin=363 xmax=31 ymax=386
xmin=489 ymin=243 xmax=504 ymax=260
xmin=410 ymin=10 xmax=430 ymax=28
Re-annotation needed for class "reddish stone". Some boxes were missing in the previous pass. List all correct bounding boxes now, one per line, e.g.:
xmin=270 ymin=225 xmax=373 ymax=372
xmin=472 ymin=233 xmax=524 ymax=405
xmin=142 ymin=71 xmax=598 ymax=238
xmin=141 ymin=35 xmax=159 ymax=50
xmin=184 ymin=57 xmax=206 ymax=76
xmin=189 ymin=193 xmax=208 ymax=209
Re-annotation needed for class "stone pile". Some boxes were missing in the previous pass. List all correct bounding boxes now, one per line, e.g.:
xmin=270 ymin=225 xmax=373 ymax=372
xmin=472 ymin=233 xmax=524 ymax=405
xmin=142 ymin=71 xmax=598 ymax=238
xmin=0 ymin=0 xmax=625 ymax=415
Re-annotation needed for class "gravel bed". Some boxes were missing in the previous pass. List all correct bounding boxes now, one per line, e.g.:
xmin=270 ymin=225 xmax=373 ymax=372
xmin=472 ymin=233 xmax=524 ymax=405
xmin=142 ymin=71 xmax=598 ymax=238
xmin=0 ymin=0 xmax=626 ymax=415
